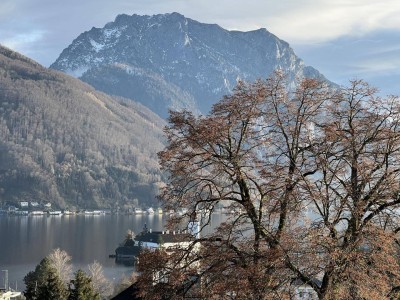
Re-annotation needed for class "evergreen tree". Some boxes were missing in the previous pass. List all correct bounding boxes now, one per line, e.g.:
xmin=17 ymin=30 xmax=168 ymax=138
xmin=37 ymin=268 xmax=68 ymax=300
xmin=68 ymin=269 xmax=100 ymax=300
xmin=24 ymin=270 xmax=39 ymax=300
xmin=24 ymin=257 xmax=55 ymax=300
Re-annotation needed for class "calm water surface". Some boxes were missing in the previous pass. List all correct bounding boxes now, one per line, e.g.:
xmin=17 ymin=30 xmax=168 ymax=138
xmin=0 ymin=213 xmax=225 ymax=291
xmin=0 ymin=214 xmax=165 ymax=291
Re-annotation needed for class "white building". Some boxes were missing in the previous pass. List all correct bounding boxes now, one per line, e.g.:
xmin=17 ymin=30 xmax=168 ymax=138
xmin=0 ymin=291 xmax=22 ymax=300
xmin=134 ymin=228 xmax=194 ymax=250
xmin=135 ymin=217 xmax=200 ymax=251
xmin=135 ymin=218 xmax=201 ymax=286
xmin=292 ymin=279 xmax=320 ymax=300
xmin=19 ymin=202 xmax=28 ymax=208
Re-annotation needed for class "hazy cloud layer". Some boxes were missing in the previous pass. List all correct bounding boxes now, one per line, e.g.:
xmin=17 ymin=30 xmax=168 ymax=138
xmin=1 ymin=0 xmax=399 ymax=94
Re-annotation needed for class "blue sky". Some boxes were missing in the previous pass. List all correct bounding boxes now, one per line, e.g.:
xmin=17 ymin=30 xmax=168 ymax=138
xmin=1 ymin=0 xmax=400 ymax=95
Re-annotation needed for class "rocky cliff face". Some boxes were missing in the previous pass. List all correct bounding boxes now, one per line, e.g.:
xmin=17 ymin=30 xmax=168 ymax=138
xmin=51 ymin=13 xmax=328 ymax=117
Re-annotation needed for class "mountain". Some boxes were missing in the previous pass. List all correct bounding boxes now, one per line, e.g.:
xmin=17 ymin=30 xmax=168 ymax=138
xmin=51 ymin=12 xmax=328 ymax=117
xmin=0 ymin=45 xmax=165 ymax=209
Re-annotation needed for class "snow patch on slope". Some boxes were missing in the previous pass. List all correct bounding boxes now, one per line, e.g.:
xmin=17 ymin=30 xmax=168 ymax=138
xmin=184 ymin=33 xmax=191 ymax=46
xmin=90 ymin=39 xmax=104 ymax=52
xmin=103 ymin=27 xmax=125 ymax=39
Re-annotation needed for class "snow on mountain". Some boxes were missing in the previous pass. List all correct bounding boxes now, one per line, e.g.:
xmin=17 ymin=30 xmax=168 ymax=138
xmin=51 ymin=12 xmax=329 ymax=117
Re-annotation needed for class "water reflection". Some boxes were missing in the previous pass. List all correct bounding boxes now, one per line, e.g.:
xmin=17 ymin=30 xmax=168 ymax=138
xmin=0 ymin=214 xmax=165 ymax=290
xmin=0 ymin=212 xmax=227 ymax=291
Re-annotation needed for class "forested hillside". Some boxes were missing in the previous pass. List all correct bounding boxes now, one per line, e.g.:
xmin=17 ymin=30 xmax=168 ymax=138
xmin=0 ymin=45 xmax=165 ymax=209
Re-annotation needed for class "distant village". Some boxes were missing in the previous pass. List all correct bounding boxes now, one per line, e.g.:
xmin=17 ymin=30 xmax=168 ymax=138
xmin=0 ymin=201 xmax=166 ymax=216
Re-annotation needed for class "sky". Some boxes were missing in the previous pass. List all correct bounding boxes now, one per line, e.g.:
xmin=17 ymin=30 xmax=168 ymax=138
xmin=1 ymin=0 xmax=400 ymax=95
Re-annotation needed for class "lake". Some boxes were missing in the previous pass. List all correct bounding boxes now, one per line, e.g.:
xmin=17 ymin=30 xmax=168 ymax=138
xmin=0 ymin=213 xmax=166 ymax=292
xmin=0 ymin=212 xmax=226 ymax=293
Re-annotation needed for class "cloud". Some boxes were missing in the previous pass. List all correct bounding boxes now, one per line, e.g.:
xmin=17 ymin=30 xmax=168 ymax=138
xmin=3 ymin=0 xmax=400 ymax=57
xmin=0 ymin=1 xmax=16 ymax=18
xmin=1 ymin=0 xmax=400 ymax=96
xmin=28 ymin=0 xmax=400 ymax=44
xmin=260 ymin=0 xmax=400 ymax=43
xmin=2 ymin=31 xmax=46 ymax=50
xmin=107 ymin=0 xmax=400 ymax=44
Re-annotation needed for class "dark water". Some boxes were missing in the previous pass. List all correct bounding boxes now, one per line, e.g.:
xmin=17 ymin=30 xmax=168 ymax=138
xmin=0 ymin=213 xmax=226 ymax=292
xmin=0 ymin=214 xmax=166 ymax=291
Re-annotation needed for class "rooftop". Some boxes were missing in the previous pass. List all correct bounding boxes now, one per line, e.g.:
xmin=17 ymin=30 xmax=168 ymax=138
xmin=135 ymin=230 xmax=193 ymax=244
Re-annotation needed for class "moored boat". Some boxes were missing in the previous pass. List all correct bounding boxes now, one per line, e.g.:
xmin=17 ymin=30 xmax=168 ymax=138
xmin=48 ymin=210 xmax=62 ymax=215
xmin=30 ymin=210 xmax=45 ymax=216
xmin=14 ymin=210 xmax=29 ymax=216
xmin=134 ymin=207 xmax=144 ymax=214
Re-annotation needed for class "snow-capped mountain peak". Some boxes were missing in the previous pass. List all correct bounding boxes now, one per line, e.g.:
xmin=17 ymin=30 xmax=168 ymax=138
xmin=51 ymin=12 xmax=328 ymax=117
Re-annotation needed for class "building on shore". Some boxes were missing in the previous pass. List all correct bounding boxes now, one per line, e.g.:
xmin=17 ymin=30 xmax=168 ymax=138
xmin=0 ymin=290 xmax=22 ymax=300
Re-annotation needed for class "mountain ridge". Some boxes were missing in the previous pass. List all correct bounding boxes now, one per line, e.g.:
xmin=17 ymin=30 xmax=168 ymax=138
xmin=51 ymin=12 xmax=329 ymax=117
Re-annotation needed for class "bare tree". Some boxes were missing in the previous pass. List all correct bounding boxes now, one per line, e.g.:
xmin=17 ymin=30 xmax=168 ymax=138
xmin=137 ymin=73 xmax=400 ymax=300
xmin=137 ymin=72 xmax=327 ymax=299
xmin=88 ymin=261 xmax=114 ymax=299
xmin=48 ymin=248 xmax=72 ymax=286
xmin=289 ymin=80 xmax=400 ymax=299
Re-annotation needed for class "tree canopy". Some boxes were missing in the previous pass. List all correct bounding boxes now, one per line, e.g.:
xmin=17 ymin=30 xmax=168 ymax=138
xmin=0 ymin=45 xmax=165 ymax=209
xmin=68 ymin=269 xmax=100 ymax=300
xmin=137 ymin=72 xmax=400 ymax=300
xmin=24 ymin=249 xmax=108 ymax=300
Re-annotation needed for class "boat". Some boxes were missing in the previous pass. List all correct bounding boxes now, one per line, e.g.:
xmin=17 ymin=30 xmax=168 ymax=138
xmin=30 ymin=210 xmax=45 ymax=216
xmin=157 ymin=207 xmax=163 ymax=214
xmin=84 ymin=210 xmax=103 ymax=215
xmin=14 ymin=210 xmax=29 ymax=216
xmin=147 ymin=207 xmax=154 ymax=214
xmin=134 ymin=208 xmax=144 ymax=214
xmin=48 ymin=210 xmax=62 ymax=215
